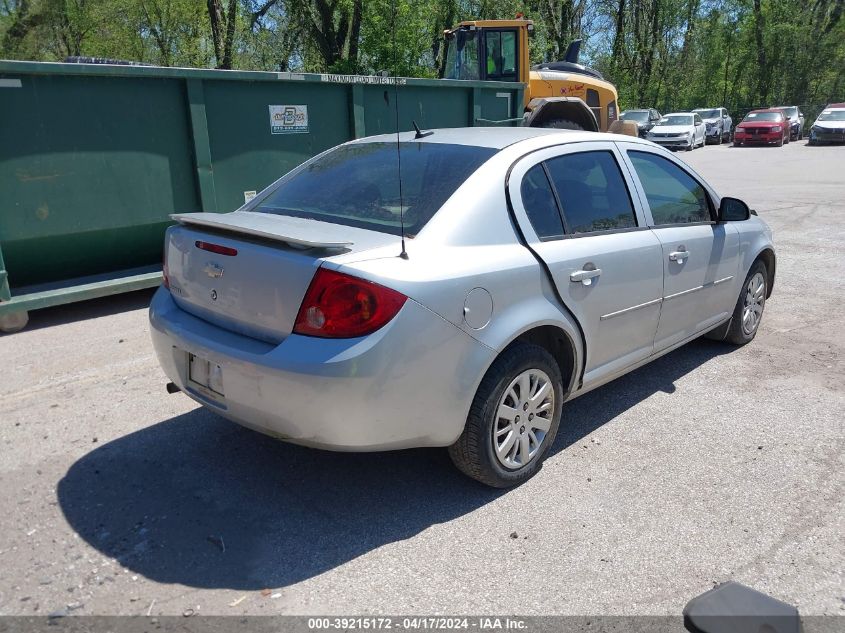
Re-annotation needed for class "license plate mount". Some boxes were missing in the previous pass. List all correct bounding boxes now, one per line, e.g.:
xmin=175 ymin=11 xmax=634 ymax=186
xmin=188 ymin=353 xmax=225 ymax=398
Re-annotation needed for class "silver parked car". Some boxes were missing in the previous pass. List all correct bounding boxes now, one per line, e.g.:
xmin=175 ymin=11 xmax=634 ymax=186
xmin=150 ymin=128 xmax=775 ymax=488
xmin=693 ymin=107 xmax=733 ymax=144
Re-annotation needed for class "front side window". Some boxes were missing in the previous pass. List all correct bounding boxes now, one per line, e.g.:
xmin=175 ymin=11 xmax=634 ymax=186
xmin=544 ymin=151 xmax=637 ymax=234
xmin=520 ymin=165 xmax=564 ymax=239
xmin=254 ymin=142 xmax=497 ymax=237
xmin=628 ymin=151 xmax=711 ymax=225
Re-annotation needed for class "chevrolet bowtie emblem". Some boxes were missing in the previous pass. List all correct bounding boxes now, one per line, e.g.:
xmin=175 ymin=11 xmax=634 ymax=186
xmin=204 ymin=262 xmax=224 ymax=278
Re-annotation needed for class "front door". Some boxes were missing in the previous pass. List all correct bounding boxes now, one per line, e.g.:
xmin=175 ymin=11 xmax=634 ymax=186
xmin=509 ymin=141 xmax=664 ymax=385
xmin=621 ymin=146 xmax=741 ymax=350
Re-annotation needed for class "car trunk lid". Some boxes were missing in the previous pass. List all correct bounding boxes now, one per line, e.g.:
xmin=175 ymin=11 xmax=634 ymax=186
xmin=165 ymin=212 xmax=397 ymax=343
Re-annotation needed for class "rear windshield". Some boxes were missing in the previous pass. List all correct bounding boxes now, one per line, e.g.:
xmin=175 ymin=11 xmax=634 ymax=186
xmin=253 ymin=141 xmax=497 ymax=237
xmin=744 ymin=112 xmax=781 ymax=122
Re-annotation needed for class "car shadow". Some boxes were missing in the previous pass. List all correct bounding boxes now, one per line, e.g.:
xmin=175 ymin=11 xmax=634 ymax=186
xmin=57 ymin=339 xmax=730 ymax=590
xmin=12 ymin=288 xmax=157 ymax=333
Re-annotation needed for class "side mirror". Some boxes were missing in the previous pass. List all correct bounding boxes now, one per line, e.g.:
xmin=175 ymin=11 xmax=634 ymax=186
xmin=718 ymin=197 xmax=750 ymax=222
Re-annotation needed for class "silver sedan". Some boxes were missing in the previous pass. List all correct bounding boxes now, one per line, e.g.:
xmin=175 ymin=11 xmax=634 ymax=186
xmin=150 ymin=127 xmax=775 ymax=488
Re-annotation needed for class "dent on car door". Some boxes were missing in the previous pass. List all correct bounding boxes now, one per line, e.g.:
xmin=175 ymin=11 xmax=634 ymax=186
xmin=622 ymin=147 xmax=741 ymax=351
xmin=509 ymin=142 xmax=664 ymax=385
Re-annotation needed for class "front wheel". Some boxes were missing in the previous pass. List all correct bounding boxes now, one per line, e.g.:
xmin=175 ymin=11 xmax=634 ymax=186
xmin=724 ymin=261 xmax=768 ymax=345
xmin=449 ymin=342 xmax=563 ymax=488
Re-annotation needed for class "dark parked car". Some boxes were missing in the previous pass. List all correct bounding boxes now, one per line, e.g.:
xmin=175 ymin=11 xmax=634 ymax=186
xmin=772 ymin=105 xmax=804 ymax=140
xmin=733 ymin=110 xmax=790 ymax=147
xmin=619 ymin=109 xmax=662 ymax=138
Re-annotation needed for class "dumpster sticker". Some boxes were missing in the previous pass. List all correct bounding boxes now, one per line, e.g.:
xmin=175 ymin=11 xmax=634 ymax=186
xmin=244 ymin=190 xmax=257 ymax=204
xmin=269 ymin=105 xmax=308 ymax=134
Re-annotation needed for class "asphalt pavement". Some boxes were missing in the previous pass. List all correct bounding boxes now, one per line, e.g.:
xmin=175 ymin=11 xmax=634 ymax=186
xmin=1 ymin=140 xmax=843 ymax=617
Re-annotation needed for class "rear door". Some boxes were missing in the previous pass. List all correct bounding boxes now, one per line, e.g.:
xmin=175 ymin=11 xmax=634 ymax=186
xmin=509 ymin=141 xmax=664 ymax=385
xmin=618 ymin=143 xmax=740 ymax=351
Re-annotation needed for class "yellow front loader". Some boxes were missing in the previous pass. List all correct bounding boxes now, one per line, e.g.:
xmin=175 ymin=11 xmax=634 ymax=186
xmin=443 ymin=18 xmax=619 ymax=131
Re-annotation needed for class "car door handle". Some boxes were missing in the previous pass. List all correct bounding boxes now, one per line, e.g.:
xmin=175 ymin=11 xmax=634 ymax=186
xmin=669 ymin=250 xmax=690 ymax=262
xmin=570 ymin=268 xmax=602 ymax=285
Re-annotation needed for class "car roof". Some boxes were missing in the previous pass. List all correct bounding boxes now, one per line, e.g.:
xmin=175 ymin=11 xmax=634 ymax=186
xmin=693 ymin=107 xmax=722 ymax=110
xmin=747 ymin=108 xmax=783 ymax=114
xmin=663 ymin=112 xmax=694 ymax=117
xmin=622 ymin=109 xmax=650 ymax=112
xmin=350 ymin=127 xmax=656 ymax=151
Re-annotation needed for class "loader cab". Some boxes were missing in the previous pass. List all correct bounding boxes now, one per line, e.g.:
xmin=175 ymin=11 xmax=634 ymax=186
xmin=443 ymin=21 xmax=530 ymax=84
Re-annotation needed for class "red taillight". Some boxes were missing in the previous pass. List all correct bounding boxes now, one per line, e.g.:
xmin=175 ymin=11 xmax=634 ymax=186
xmin=293 ymin=268 xmax=407 ymax=338
xmin=195 ymin=240 xmax=238 ymax=257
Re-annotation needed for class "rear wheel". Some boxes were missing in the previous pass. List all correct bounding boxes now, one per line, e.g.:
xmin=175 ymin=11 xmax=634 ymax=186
xmin=724 ymin=261 xmax=768 ymax=345
xmin=449 ymin=342 xmax=563 ymax=488
xmin=539 ymin=119 xmax=585 ymax=131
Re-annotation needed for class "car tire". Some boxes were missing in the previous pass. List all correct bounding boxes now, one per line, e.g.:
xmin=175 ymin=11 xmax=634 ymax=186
xmin=724 ymin=260 xmax=768 ymax=346
xmin=539 ymin=119 xmax=585 ymax=131
xmin=776 ymin=136 xmax=783 ymax=147
xmin=448 ymin=342 xmax=563 ymax=488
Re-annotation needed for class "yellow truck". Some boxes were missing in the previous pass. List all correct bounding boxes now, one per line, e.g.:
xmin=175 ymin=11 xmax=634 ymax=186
xmin=443 ymin=18 xmax=619 ymax=131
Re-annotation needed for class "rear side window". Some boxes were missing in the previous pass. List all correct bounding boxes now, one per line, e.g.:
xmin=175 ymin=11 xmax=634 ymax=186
xmin=520 ymin=165 xmax=564 ymax=239
xmin=254 ymin=142 xmax=497 ymax=237
xmin=544 ymin=151 xmax=637 ymax=234
xmin=628 ymin=151 xmax=711 ymax=225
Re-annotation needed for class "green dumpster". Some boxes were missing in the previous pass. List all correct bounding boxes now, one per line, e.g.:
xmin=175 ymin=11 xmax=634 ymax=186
xmin=0 ymin=61 xmax=523 ymax=332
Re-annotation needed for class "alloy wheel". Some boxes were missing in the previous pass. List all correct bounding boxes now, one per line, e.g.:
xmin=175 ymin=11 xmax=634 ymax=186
xmin=742 ymin=272 xmax=766 ymax=335
xmin=493 ymin=369 xmax=555 ymax=470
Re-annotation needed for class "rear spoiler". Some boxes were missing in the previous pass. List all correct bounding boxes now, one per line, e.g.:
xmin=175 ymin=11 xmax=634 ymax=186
xmin=170 ymin=211 xmax=353 ymax=248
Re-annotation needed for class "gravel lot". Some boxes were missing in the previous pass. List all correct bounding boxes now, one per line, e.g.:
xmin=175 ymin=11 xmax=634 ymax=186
xmin=1 ymin=140 xmax=843 ymax=618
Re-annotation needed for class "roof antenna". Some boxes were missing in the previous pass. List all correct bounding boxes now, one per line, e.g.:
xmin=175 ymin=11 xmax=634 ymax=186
xmin=390 ymin=0 xmax=409 ymax=260
xmin=413 ymin=120 xmax=433 ymax=139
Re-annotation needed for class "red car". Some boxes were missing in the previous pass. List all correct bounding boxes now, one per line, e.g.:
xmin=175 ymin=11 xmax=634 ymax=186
xmin=733 ymin=109 xmax=790 ymax=146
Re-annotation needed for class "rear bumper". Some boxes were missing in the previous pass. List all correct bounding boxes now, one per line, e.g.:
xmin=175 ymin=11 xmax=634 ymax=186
xmin=149 ymin=287 xmax=494 ymax=451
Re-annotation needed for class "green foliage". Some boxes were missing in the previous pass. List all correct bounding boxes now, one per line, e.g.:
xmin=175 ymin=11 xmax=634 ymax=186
xmin=1 ymin=0 xmax=842 ymax=111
